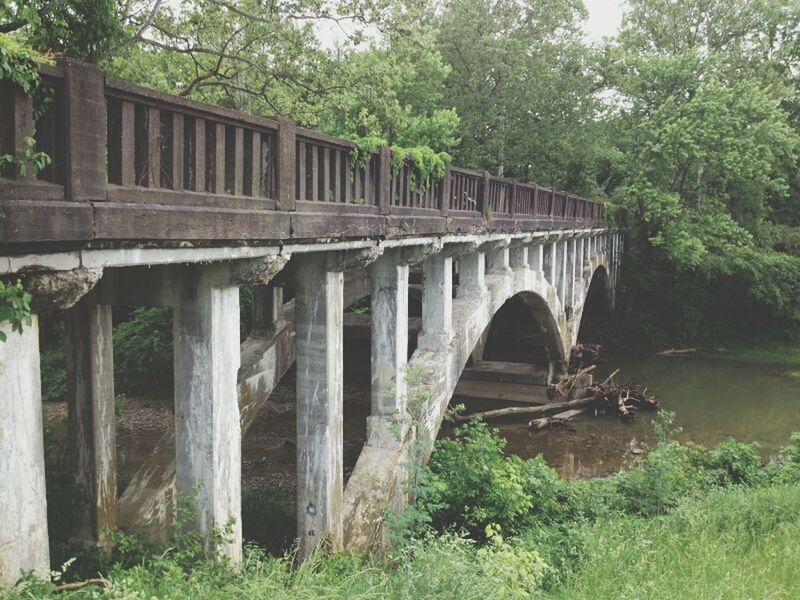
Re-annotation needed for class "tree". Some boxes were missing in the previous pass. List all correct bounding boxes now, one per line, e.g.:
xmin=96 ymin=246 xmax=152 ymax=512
xmin=436 ymin=0 xmax=602 ymax=192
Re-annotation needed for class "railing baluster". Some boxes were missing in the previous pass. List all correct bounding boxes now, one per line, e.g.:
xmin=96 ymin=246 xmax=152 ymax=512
xmin=171 ymin=114 xmax=184 ymax=190
xmin=310 ymin=145 xmax=319 ymax=201
xmin=344 ymin=152 xmax=352 ymax=203
xmin=234 ymin=127 xmax=244 ymax=196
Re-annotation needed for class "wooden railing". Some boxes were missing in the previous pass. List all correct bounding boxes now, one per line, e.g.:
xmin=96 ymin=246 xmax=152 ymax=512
xmin=0 ymin=59 xmax=604 ymax=245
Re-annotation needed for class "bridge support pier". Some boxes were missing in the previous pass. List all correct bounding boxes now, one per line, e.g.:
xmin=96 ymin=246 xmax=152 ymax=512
xmin=173 ymin=270 xmax=242 ymax=564
xmin=419 ymin=254 xmax=453 ymax=349
xmin=0 ymin=318 xmax=50 ymax=586
xmin=65 ymin=300 xmax=117 ymax=544
xmin=294 ymin=254 xmax=344 ymax=558
xmin=368 ymin=253 xmax=410 ymax=442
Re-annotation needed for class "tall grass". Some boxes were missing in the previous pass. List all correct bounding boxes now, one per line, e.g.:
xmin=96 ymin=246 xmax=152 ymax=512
xmin=548 ymin=484 xmax=800 ymax=600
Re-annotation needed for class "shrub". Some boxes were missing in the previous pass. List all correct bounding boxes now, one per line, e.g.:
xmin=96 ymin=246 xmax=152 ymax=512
xmin=706 ymin=438 xmax=763 ymax=486
xmin=40 ymin=348 xmax=67 ymax=401
xmin=113 ymin=307 xmax=173 ymax=394
xmin=615 ymin=440 xmax=709 ymax=516
xmin=422 ymin=420 xmax=533 ymax=538
xmin=241 ymin=484 xmax=296 ymax=555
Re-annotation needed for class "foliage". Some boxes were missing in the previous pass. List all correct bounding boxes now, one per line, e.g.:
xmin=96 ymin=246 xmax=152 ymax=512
xmin=0 ymin=279 xmax=32 ymax=342
xmin=113 ymin=307 xmax=173 ymax=394
xmin=706 ymin=438 xmax=763 ymax=486
xmin=241 ymin=484 xmax=296 ymax=556
xmin=0 ymin=32 xmax=45 ymax=91
xmin=40 ymin=349 xmax=67 ymax=401
xmin=420 ymin=419 xmax=535 ymax=538
xmin=0 ymin=135 xmax=51 ymax=178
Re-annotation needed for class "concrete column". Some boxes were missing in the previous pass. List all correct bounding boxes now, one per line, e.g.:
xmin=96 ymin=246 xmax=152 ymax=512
xmin=420 ymin=253 xmax=453 ymax=348
xmin=486 ymin=245 xmax=511 ymax=275
xmin=65 ymin=301 xmax=117 ymax=543
xmin=252 ymin=285 xmax=283 ymax=334
xmin=558 ymin=240 xmax=568 ymax=303
xmin=509 ymin=244 xmax=528 ymax=271
xmin=457 ymin=251 xmax=486 ymax=298
xmin=568 ymin=238 xmax=577 ymax=309
xmin=173 ymin=269 xmax=242 ymax=564
xmin=548 ymin=241 xmax=557 ymax=288
xmin=535 ymin=244 xmax=544 ymax=272
xmin=0 ymin=318 xmax=49 ymax=586
xmin=368 ymin=255 xmax=409 ymax=421
xmin=294 ymin=254 xmax=344 ymax=557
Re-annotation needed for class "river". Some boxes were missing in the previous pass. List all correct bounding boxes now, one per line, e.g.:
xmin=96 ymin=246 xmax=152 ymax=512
xmin=492 ymin=353 xmax=800 ymax=478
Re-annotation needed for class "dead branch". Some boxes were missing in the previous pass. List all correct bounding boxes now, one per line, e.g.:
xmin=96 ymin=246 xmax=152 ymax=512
xmin=528 ymin=407 xmax=588 ymax=430
xmin=54 ymin=578 xmax=111 ymax=593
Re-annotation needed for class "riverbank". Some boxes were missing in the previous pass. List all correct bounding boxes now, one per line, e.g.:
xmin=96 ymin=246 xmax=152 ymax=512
xmin=7 ymin=420 xmax=800 ymax=599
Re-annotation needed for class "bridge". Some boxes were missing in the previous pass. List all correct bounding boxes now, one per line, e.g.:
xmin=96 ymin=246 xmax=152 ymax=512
xmin=0 ymin=59 xmax=621 ymax=584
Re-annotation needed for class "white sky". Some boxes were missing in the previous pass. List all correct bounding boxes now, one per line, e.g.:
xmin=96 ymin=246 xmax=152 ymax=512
xmin=583 ymin=0 xmax=625 ymax=42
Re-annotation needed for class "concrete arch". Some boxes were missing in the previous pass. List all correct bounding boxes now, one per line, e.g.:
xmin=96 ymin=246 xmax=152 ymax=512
xmin=343 ymin=233 xmax=613 ymax=550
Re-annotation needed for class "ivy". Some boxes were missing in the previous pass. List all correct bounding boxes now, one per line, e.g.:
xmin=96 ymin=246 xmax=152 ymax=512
xmin=0 ymin=280 xmax=33 ymax=342
xmin=0 ymin=135 xmax=52 ymax=178
xmin=390 ymin=145 xmax=451 ymax=193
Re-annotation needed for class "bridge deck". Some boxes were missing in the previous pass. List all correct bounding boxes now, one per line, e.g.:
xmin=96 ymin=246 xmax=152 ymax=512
xmin=1 ymin=60 xmax=603 ymax=253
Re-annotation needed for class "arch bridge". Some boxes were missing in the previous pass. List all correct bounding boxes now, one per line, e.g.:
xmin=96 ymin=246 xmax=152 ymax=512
xmin=0 ymin=60 xmax=622 ymax=583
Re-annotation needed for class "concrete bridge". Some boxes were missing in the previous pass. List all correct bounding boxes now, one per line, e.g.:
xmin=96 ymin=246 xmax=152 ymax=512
xmin=0 ymin=60 xmax=621 ymax=584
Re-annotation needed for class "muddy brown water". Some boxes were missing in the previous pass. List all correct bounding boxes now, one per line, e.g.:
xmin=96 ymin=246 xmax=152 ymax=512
xmin=479 ymin=353 xmax=800 ymax=479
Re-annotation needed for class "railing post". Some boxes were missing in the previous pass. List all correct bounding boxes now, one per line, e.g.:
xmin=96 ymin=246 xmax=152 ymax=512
xmin=481 ymin=170 xmax=491 ymax=221
xmin=63 ymin=59 xmax=106 ymax=201
xmin=0 ymin=79 xmax=34 ymax=180
xmin=377 ymin=146 xmax=392 ymax=215
xmin=439 ymin=165 xmax=451 ymax=218
xmin=509 ymin=181 xmax=517 ymax=218
xmin=276 ymin=117 xmax=296 ymax=210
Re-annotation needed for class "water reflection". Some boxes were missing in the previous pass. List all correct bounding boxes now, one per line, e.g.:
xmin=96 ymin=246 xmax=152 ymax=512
xmin=471 ymin=354 xmax=800 ymax=478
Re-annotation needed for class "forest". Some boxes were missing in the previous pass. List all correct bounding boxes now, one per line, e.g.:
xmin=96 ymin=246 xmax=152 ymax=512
xmin=3 ymin=0 xmax=800 ymax=345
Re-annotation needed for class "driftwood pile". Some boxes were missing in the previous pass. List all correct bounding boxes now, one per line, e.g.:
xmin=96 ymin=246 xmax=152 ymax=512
xmin=569 ymin=343 xmax=604 ymax=372
xmin=454 ymin=366 xmax=659 ymax=429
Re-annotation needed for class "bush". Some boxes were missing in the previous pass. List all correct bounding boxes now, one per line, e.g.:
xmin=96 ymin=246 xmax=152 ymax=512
xmin=421 ymin=420 xmax=534 ymax=538
xmin=615 ymin=440 xmax=709 ymax=517
xmin=40 ymin=348 xmax=67 ymax=401
xmin=113 ymin=307 xmax=173 ymax=394
xmin=241 ymin=484 xmax=296 ymax=555
xmin=706 ymin=438 xmax=763 ymax=486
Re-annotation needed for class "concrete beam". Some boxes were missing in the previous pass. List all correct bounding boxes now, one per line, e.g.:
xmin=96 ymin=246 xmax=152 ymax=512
xmin=173 ymin=267 xmax=242 ymax=564
xmin=65 ymin=301 xmax=116 ymax=544
xmin=0 ymin=318 xmax=49 ymax=586
xmin=294 ymin=253 xmax=344 ymax=558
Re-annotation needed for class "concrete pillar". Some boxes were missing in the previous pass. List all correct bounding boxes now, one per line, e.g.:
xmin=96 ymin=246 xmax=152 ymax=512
xmin=509 ymin=244 xmax=528 ymax=271
xmin=294 ymin=254 xmax=344 ymax=557
xmin=173 ymin=269 xmax=242 ymax=564
xmin=549 ymin=241 xmax=558 ymax=288
xmin=535 ymin=244 xmax=544 ymax=273
xmin=558 ymin=240 xmax=568 ymax=303
xmin=420 ymin=254 xmax=453 ymax=348
xmin=368 ymin=255 xmax=409 ymax=421
xmin=252 ymin=285 xmax=283 ymax=334
xmin=0 ymin=318 xmax=49 ymax=586
xmin=457 ymin=251 xmax=486 ymax=299
xmin=65 ymin=301 xmax=117 ymax=544
xmin=486 ymin=245 xmax=511 ymax=275
xmin=566 ymin=238 xmax=575 ymax=309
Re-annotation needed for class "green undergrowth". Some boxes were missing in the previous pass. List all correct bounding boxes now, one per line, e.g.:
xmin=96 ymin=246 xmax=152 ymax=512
xmin=694 ymin=344 xmax=800 ymax=367
xmin=8 ymin=414 xmax=800 ymax=599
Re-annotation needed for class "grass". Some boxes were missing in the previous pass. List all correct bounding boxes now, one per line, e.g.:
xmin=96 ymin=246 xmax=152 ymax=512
xmin=547 ymin=484 xmax=800 ymax=600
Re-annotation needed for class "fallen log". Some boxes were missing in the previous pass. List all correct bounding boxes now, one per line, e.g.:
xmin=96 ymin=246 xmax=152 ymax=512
xmin=454 ymin=395 xmax=599 ymax=423
xmin=528 ymin=407 xmax=589 ymax=430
